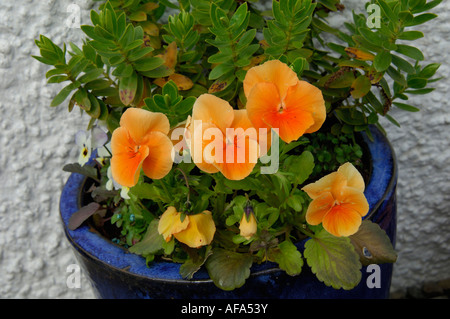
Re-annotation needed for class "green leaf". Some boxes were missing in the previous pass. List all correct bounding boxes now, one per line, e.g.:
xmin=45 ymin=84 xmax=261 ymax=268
xmin=376 ymin=0 xmax=397 ymax=23
xmin=174 ymin=96 xmax=196 ymax=115
xmin=180 ymin=247 xmax=213 ymax=280
xmin=349 ymin=220 xmax=397 ymax=266
xmin=395 ymin=44 xmax=424 ymax=61
xmin=158 ymin=0 xmax=179 ymax=9
xmin=205 ymin=248 xmax=253 ymax=291
xmin=207 ymin=52 xmax=232 ymax=64
xmin=86 ymin=94 xmax=101 ymax=118
xmin=50 ymin=81 xmax=80 ymax=107
xmin=413 ymin=0 xmax=442 ymax=13
xmin=269 ymin=241 xmax=303 ymax=276
xmin=358 ymin=27 xmax=383 ymax=47
xmin=404 ymin=88 xmax=435 ymax=95
xmin=351 ymin=75 xmax=372 ymax=99
xmin=398 ymin=30 xmax=424 ymax=41
xmin=162 ymin=80 xmax=178 ymax=100
xmin=128 ymin=11 xmax=147 ymax=22
xmin=129 ymin=220 xmax=165 ymax=255
xmin=139 ymin=65 xmax=174 ymax=78
xmin=373 ymin=50 xmax=392 ymax=72
xmin=385 ymin=113 xmax=401 ymax=127
xmin=286 ymin=194 xmax=303 ymax=212
xmin=391 ymin=54 xmax=416 ymax=74
xmin=386 ymin=66 xmax=407 ymax=86
xmin=130 ymin=183 xmax=168 ymax=203
xmin=283 ymin=151 xmax=314 ymax=185
xmin=290 ymin=57 xmax=308 ymax=76
xmin=405 ymin=13 xmax=437 ymax=26
xmin=123 ymin=40 xmax=145 ymax=53
xmin=106 ymin=110 xmax=121 ymax=133
xmin=112 ymin=63 xmax=133 ymax=77
xmin=229 ymin=2 xmax=249 ymax=31
xmin=209 ymin=62 xmax=234 ymax=80
xmin=128 ymin=47 xmax=154 ymax=62
xmin=407 ymin=77 xmax=427 ymax=89
xmin=304 ymin=230 xmax=362 ymax=290
xmin=393 ymin=102 xmax=420 ymax=112
xmin=78 ymin=68 xmax=104 ymax=83
xmin=133 ymin=57 xmax=165 ymax=72
xmin=419 ymin=63 xmax=440 ymax=78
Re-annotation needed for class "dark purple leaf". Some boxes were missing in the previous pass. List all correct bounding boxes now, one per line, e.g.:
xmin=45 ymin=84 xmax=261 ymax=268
xmin=68 ymin=202 xmax=101 ymax=230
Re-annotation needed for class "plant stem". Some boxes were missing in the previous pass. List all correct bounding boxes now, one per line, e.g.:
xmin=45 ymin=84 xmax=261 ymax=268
xmin=298 ymin=224 xmax=315 ymax=238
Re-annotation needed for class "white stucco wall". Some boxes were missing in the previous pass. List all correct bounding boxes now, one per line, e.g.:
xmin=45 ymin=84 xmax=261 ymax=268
xmin=0 ymin=0 xmax=448 ymax=298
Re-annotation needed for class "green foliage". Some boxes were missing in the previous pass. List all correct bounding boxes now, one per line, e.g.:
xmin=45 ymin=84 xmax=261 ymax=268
xmin=205 ymin=248 xmax=253 ymax=290
xmin=143 ymin=80 xmax=195 ymax=126
xmin=263 ymin=0 xmax=315 ymax=59
xmin=307 ymin=0 xmax=441 ymax=135
xmin=304 ymin=229 xmax=362 ymax=290
xmin=303 ymin=131 xmax=364 ymax=177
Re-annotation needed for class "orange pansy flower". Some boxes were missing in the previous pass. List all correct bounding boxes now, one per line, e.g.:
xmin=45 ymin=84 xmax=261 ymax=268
xmin=244 ymin=59 xmax=326 ymax=143
xmin=301 ymin=162 xmax=369 ymax=237
xmin=110 ymin=108 xmax=173 ymax=187
xmin=188 ymin=94 xmax=268 ymax=180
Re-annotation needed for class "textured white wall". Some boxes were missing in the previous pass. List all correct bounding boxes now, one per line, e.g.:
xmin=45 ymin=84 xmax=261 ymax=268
xmin=0 ymin=0 xmax=448 ymax=298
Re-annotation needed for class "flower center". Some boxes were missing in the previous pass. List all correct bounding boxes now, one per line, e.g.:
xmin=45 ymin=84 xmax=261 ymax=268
xmin=128 ymin=145 xmax=142 ymax=158
xmin=278 ymin=101 xmax=286 ymax=113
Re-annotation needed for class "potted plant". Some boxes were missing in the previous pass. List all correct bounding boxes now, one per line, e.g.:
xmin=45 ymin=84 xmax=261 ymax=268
xmin=34 ymin=0 xmax=441 ymax=299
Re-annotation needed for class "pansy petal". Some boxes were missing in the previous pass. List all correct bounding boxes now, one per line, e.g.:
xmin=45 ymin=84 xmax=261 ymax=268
xmin=174 ymin=211 xmax=216 ymax=248
xmin=213 ymin=111 xmax=260 ymax=180
xmin=120 ymin=108 xmax=170 ymax=144
xmin=246 ymin=82 xmax=315 ymax=143
xmin=305 ymin=192 xmax=334 ymax=226
xmin=302 ymin=172 xmax=339 ymax=199
xmin=267 ymin=108 xmax=314 ymax=143
xmin=158 ymin=207 xmax=190 ymax=242
xmin=191 ymin=94 xmax=234 ymax=134
xmin=75 ymin=130 xmax=88 ymax=147
xmin=246 ymin=82 xmax=281 ymax=131
xmin=110 ymin=127 xmax=149 ymax=187
xmin=189 ymin=122 xmax=221 ymax=174
xmin=322 ymin=205 xmax=362 ymax=237
xmin=329 ymin=172 xmax=349 ymax=199
xmin=214 ymin=135 xmax=259 ymax=180
xmin=91 ymin=126 xmax=108 ymax=149
xmin=243 ymin=59 xmax=298 ymax=99
xmin=337 ymin=162 xmax=365 ymax=192
xmin=141 ymin=131 xmax=174 ymax=180
xmin=337 ymin=187 xmax=369 ymax=217
xmin=215 ymin=157 xmax=258 ymax=180
xmin=283 ymin=81 xmax=326 ymax=134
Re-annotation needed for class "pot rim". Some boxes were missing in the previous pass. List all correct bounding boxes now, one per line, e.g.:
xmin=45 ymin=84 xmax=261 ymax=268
xmin=60 ymin=125 xmax=397 ymax=285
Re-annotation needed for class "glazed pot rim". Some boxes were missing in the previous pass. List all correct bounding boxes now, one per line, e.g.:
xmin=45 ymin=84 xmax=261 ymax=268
xmin=60 ymin=125 xmax=397 ymax=285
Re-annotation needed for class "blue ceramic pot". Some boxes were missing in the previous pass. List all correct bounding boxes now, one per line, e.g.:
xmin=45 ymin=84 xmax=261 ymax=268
xmin=60 ymin=125 xmax=397 ymax=299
